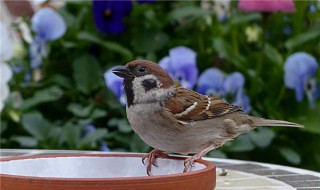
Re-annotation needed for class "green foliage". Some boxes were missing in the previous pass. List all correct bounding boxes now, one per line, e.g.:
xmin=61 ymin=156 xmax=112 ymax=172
xmin=2 ymin=1 xmax=320 ymax=172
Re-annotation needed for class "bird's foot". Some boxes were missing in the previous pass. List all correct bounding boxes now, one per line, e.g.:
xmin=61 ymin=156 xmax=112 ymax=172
xmin=142 ymin=149 xmax=167 ymax=176
xmin=183 ymin=154 xmax=202 ymax=173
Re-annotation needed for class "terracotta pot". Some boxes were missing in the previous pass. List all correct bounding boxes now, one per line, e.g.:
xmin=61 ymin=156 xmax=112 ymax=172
xmin=0 ymin=153 xmax=216 ymax=190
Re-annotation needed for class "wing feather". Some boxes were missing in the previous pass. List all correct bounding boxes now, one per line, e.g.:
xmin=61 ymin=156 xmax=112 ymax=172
xmin=165 ymin=87 xmax=244 ymax=122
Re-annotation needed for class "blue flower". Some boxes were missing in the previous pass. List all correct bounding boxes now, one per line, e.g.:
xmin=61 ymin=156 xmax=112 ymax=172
xmin=104 ymin=66 xmax=126 ymax=105
xmin=283 ymin=26 xmax=292 ymax=35
xmin=197 ymin=68 xmax=225 ymax=97
xmin=92 ymin=1 xmax=132 ymax=34
xmin=100 ymin=141 xmax=111 ymax=151
xmin=197 ymin=68 xmax=251 ymax=112
xmin=159 ymin=46 xmax=198 ymax=89
xmin=284 ymin=52 xmax=319 ymax=107
xmin=310 ymin=4 xmax=316 ymax=13
xmin=224 ymin=72 xmax=245 ymax=95
xmin=234 ymin=90 xmax=251 ymax=112
xmin=29 ymin=8 xmax=66 ymax=68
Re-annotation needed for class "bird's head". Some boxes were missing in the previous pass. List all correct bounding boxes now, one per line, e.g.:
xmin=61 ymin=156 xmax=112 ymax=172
xmin=112 ymin=60 xmax=175 ymax=107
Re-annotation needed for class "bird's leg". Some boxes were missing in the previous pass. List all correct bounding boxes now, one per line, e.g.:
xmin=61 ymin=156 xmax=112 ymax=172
xmin=183 ymin=119 xmax=237 ymax=173
xmin=142 ymin=149 xmax=168 ymax=176
xmin=183 ymin=143 xmax=217 ymax=173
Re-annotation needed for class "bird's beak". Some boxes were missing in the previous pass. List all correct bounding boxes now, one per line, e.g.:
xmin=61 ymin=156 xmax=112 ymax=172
xmin=112 ymin=66 xmax=133 ymax=79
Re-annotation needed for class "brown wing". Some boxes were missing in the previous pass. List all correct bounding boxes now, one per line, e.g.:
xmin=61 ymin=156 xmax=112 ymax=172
xmin=165 ymin=87 xmax=244 ymax=122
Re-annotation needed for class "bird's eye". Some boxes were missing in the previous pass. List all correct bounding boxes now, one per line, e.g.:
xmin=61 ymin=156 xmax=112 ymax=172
xmin=138 ymin=66 xmax=146 ymax=73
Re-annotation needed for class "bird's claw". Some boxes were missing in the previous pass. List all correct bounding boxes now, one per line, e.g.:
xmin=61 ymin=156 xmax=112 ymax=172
xmin=183 ymin=155 xmax=201 ymax=173
xmin=142 ymin=149 xmax=166 ymax=176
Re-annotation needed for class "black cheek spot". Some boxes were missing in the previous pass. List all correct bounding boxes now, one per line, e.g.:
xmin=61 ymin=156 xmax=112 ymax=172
xmin=142 ymin=79 xmax=158 ymax=91
xmin=124 ymin=79 xmax=134 ymax=107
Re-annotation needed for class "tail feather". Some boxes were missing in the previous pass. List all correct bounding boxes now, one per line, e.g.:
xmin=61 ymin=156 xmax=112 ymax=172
xmin=255 ymin=118 xmax=303 ymax=128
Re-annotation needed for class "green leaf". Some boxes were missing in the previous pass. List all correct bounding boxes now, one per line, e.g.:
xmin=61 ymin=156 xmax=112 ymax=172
xmin=21 ymin=86 xmax=64 ymax=111
xmin=231 ymin=13 xmax=262 ymax=25
xmin=264 ymin=43 xmax=283 ymax=65
xmin=47 ymin=75 xmax=73 ymax=89
xmin=169 ymin=6 xmax=211 ymax=20
xmin=77 ymin=32 xmax=133 ymax=60
xmin=213 ymin=38 xmax=246 ymax=69
xmin=130 ymin=134 xmax=150 ymax=153
xmin=68 ymin=103 xmax=94 ymax=117
xmin=108 ymin=118 xmax=132 ymax=133
xmin=60 ymin=124 xmax=81 ymax=148
xmin=79 ymin=128 xmax=107 ymax=148
xmin=227 ymin=135 xmax=255 ymax=152
xmin=290 ymin=101 xmax=320 ymax=134
xmin=72 ymin=54 xmax=103 ymax=94
xmin=249 ymin=128 xmax=275 ymax=148
xmin=207 ymin=150 xmax=227 ymax=158
xmin=131 ymin=30 xmax=168 ymax=53
xmin=21 ymin=112 xmax=50 ymax=140
xmin=11 ymin=136 xmax=38 ymax=147
xmin=279 ymin=147 xmax=301 ymax=165
xmin=90 ymin=109 xmax=107 ymax=119
xmin=285 ymin=30 xmax=320 ymax=50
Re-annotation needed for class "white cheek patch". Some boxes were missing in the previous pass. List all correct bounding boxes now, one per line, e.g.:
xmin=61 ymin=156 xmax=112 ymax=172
xmin=131 ymin=75 xmax=174 ymax=104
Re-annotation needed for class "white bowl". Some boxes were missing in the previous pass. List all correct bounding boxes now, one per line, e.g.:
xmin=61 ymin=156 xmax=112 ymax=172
xmin=0 ymin=154 xmax=216 ymax=190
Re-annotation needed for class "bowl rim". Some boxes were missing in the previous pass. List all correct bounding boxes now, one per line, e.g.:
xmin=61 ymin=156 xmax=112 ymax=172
xmin=0 ymin=153 xmax=216 ymax=183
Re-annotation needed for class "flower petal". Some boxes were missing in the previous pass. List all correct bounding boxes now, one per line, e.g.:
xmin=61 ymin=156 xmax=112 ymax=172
xmin=284 ymin=52 xmax=318 ymax=102
xmin=238 ymin=0 xmax=295 ymax=13
xmin=104 ymin=66 xmax=124 ymax=99
xmin=0 ymin=63 xmax=13 ymax=83
xmin=284 ymin=52 xmax=318 ymax=104
xmin=32 ymin=8 xmax=66 ymax=41
xmin=0 ymin=84 xmax=9 ymax=111
xmin=197 ymin=68 xmax=225 ymax=96
xmin=0 ymin=22 xmax=13 ymax=61
xmin=234 ymin=91 xmax=251 ymax=112
xmin=159 ymin=56 xmax=171 ymax=71
xmin=224 ymin=72 xmax=245 ymax=94
xmin=169 ymin=46 xmax=197 ymax=71
xmin=92 ymin=1 xmax=132 ymax=34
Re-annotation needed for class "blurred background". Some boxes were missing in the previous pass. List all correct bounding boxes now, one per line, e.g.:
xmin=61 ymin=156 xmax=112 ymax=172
xmin=0 ymin=0 xmax=319 ymax=171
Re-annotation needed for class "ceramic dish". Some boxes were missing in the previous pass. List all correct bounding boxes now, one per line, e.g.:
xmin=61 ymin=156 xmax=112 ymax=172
xmin=0 ymin=153 xmax=216 ymax=190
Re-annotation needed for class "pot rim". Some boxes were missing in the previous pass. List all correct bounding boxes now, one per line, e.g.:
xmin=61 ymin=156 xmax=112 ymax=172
xmin=0 ymin=153 xmax=216 ymax=183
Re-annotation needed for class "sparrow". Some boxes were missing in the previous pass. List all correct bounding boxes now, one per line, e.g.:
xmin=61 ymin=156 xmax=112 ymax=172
xmin=112 ymin=60 xmax=303 ymax=175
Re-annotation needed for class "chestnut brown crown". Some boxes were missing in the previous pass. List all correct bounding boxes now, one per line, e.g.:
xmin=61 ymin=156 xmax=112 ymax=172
xmin=113 ymin=60 xmax=174 ymax=89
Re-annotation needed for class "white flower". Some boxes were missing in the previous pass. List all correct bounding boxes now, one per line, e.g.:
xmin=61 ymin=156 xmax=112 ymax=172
xmin=18 ymin=21 xmax=33 ymax=44
xmin=245 ymin=26 xmax=261 ymax=43
xmin=0 ymin=22 xmax=13 ymax=111
xmin=0 ymin=63 xmax=13 ymax=111
xmin=214 ymin=0 xmax=231 ymax=21
xmin=0 ymin=22 xmax=13 ymax=61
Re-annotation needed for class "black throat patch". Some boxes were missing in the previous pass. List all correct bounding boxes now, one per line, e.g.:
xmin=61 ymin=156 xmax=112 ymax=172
xmin=142 ymin=79 xmax=158 ymax=92
xmin=124 ymin=79 xmax=134 ymax=107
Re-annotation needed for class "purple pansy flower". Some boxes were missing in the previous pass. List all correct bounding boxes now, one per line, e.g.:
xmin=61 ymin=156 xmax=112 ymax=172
xmin=224 ymin=72 xmax=251 ymax=112
xmin=104 ymin=66 xmax=126 ymax=105
xmin=100 ymin=141 xmax=111 ymax=151
xmin=197 ymin=68 xmax=225 ymax=97
xmin=29 ymin=8 xmax=66 ymax=68
xmin=159 ymin=46 xmax=198 ymax=89
xmin=234 ymin=91 xmax=251 ymax=112
xmin=224 ymin=72 xmax=245 ymax=95
xmin=197 ymin=68 xmax=251 ymax=112
xmin=92 ymin=1 xmax=132 ymax=34
xmin=284 ymin=52 xmax=319 ymax=107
